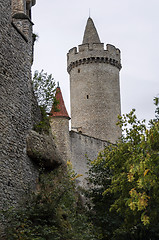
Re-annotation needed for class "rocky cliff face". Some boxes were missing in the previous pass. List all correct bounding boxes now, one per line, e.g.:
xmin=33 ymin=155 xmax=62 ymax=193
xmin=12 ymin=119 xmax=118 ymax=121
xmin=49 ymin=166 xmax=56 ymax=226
xmin=27 ymin=130 xmax=63 ymax=169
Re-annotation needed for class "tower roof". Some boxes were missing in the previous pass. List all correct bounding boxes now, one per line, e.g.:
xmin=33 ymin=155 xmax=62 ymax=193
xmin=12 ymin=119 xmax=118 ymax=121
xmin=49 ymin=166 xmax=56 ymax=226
xmin=50 ymin=87 xmax=70 ymax=119
xmin=82 ymin=17 xmax=101 ymax=44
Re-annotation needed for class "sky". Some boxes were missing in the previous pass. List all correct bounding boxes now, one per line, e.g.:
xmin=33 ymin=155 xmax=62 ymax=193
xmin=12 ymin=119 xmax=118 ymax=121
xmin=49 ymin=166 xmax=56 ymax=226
xmin=32 ymin=0 xmax=159 ymax=124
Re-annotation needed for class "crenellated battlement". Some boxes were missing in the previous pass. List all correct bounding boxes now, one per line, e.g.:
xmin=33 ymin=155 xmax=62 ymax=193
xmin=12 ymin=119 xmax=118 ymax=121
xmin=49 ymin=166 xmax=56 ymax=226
xmin=67 ymin=43 xmax=121 ymax=73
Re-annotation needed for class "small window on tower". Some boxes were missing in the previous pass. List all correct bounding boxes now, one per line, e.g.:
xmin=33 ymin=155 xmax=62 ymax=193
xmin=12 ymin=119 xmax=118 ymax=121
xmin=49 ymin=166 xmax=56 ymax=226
xmin=87 ymin=95 xmax=89 ymax=99
xmin=78 ymin=69 xmax=80 ymax=73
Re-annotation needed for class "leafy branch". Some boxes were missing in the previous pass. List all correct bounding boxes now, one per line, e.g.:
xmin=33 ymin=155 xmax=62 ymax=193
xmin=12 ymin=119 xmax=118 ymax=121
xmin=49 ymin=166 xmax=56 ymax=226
xmin=32 ymin=70 xmax=57 ymax=134
xmin=32 ymin=70 xmax=56 ymax=113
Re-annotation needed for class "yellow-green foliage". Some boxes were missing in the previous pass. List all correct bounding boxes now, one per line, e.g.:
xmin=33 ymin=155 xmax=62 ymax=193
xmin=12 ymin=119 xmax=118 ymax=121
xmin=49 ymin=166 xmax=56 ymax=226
xmin=86 ymin=100 xmax=159 ymax=239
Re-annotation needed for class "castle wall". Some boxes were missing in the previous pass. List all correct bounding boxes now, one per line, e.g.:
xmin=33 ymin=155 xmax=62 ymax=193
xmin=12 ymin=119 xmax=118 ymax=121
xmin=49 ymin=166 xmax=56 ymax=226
xmin=70 ymin=131 xmax=109 ymax=187
xmin=0 ymin=0 xmax=39 ymax=210
xmin=50 ymin=117 xmax=71 ymax=162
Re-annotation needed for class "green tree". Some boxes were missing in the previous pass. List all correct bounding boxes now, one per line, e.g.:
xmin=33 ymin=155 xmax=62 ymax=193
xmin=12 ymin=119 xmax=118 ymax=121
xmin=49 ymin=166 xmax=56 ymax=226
xmin=85 ymin=157 xmax=122 ymax=240
xmin=32 ymin=70 xmax=58 ymax=134
xmin=2 ymin=164 xmax=96 ymax=240
xmin=32 ymin=70 xmax=56 ymax=113
xmin=86 ymin=98 xmax=159 ymax=239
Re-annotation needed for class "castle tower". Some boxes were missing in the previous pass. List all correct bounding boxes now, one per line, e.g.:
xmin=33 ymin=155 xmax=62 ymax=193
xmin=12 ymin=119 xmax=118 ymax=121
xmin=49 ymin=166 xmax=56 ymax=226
xmin=50 ymin=86 xmax=71 ymax=161
xmin=0 ymin=0 xmax=39 ymax=213
xmin=67 ymin=18 xmax=122 ymax=143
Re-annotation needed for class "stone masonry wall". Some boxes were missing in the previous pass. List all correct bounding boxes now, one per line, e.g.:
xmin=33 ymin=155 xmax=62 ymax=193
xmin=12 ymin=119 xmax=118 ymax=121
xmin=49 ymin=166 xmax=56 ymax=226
xmin=70 ymin=131 xmax=109 ymax=187
xmin=50 ymin=117 xmax=71 ymax=162
xmin=0 ymin=0 xmax=39 ymax=211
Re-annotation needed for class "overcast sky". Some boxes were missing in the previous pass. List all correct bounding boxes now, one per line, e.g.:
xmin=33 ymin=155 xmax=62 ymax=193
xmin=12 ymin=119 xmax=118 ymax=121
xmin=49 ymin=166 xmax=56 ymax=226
xmin=32 ymin=0 xmax=159 ymax=124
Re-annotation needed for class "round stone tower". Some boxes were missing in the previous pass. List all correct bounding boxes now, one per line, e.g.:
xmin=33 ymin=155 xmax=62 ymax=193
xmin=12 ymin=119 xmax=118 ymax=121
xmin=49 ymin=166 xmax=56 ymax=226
xmin=50 ymin=85 xmax=71 ymax=161
xmin=67 ymin=17 xmax=122 ymax=143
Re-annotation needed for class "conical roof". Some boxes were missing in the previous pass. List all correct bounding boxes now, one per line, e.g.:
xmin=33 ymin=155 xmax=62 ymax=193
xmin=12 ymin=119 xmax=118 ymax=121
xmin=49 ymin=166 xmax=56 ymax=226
xmin=82 ymin=17 xmax=101 ymax=44
xmin=50 ymin=87 xmax=70 ymax=119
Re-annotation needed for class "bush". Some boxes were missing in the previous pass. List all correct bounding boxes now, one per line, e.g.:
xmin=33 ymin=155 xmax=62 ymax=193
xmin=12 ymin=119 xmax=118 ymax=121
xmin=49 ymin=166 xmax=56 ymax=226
xmin=2 ymin=165 xmax=96 ymax=240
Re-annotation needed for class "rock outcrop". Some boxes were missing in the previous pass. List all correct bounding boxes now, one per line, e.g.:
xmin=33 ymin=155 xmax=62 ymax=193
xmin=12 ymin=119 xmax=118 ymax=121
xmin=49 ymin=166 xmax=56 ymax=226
xmin=27 ymin=130 xmax=63 ymax=169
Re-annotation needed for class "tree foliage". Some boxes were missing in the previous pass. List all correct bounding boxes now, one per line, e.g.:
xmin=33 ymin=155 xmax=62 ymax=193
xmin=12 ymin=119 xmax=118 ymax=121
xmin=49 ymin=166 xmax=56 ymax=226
xmin=32 ymin=70 xmax=56 ymax=113
xmin=86 ymin=98 xmax=159 ymax=239
xmin=2 ymin=164 xmax=96 ymax=240
xmin=32 ymin=70 xmax=58 ymax=134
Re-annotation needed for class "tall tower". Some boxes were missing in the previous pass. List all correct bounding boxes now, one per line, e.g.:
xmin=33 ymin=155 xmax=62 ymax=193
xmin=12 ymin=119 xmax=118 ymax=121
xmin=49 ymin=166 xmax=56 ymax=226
xmin=0 ymin=0 xmax=38 ymax=212
xmin=67 ymin=18 xmax=122 ymax=143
